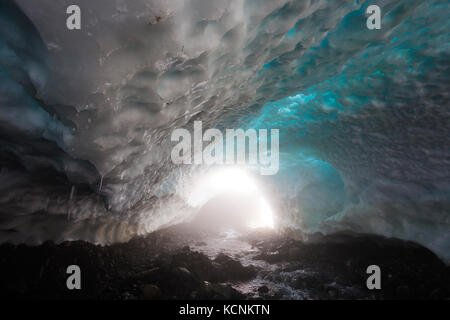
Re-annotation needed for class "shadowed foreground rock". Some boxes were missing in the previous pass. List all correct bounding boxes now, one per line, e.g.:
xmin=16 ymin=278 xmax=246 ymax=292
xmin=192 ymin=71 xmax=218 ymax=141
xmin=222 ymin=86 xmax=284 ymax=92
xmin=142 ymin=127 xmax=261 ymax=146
xmin=0 ymin=225 xmax=448 ymax=300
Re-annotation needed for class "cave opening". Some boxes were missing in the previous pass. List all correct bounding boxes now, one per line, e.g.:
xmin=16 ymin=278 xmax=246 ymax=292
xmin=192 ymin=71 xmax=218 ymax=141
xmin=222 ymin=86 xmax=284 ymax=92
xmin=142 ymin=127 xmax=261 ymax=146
xmin=187 ymin=167 xmax=275 ymax=232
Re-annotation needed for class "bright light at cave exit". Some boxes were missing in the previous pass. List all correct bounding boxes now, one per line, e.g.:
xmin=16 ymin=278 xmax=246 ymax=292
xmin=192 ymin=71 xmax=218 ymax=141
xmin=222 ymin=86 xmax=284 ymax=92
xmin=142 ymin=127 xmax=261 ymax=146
xmin=188 ymin=167 xmax=274 ymax=229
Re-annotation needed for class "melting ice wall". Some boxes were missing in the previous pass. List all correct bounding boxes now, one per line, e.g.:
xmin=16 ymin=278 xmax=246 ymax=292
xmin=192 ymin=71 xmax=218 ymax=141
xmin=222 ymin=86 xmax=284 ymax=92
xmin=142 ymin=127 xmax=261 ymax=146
xmin=0 ymin=0 xmax=449 ymax=259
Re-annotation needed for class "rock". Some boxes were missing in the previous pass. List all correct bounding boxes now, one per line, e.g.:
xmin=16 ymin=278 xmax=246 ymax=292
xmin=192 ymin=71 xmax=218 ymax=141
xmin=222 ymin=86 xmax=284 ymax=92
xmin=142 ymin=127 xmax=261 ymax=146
xmin=396 ymin=285 xmax=410 ymax=298
xmin=169 ymin=267 xmax=207 ymax=298
xmin=169 ymin=248 xmax=221 ymax=282
xmin=131 ymin=267 xmax=161 ymax=282
xmin=14 ymin=277 xmax=29 ymax=295
xmin=140 ymin=284 xmax=161 ymax=299
xmin=173 ymin=267 xmax=199 ymax=286
xmin=274 ymin=287 xmax=291 ymax=299
xmin=213 ymin=253 xmax=229 ymax=264
xmin=327 ymin=289 xmax=337 ymax=298
xmin=288 ymin=247 xmax=302 ymax=259
xmin=255 ymin=250 xmax=282 ymax=263
xmin=258 ymin=285 xmax=269 ymax=294
xmin=121 ymin=291 xmax=137 ymax=300
xmin=429 ymin=289 xmax=443 ymax=300
xmin=177 ymin=267 xmax=192 ymax=277
xmin=292 ymin=276 xmax=321 ymax=290
xmin=214 ymin=253 xmax=257 ymax=281
xmin=209 ymin=283 xmax=244 ymax=300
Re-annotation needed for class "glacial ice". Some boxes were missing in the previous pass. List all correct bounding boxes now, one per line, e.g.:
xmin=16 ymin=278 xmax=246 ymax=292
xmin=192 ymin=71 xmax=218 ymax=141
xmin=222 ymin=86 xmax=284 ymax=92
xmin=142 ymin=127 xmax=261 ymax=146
xmin=0 ymin=0 xmax=449 ymax=260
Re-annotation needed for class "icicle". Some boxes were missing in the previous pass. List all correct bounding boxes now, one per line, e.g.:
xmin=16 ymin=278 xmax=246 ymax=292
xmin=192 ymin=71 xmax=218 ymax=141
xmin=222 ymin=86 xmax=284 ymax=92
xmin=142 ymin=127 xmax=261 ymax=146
xmin=99 ymin=175 xmax=103 ymax=191
xmin=68 ymin=185 xmax=76 ymax=220
xmin=69 ymin=185 xmax=76 ymax=201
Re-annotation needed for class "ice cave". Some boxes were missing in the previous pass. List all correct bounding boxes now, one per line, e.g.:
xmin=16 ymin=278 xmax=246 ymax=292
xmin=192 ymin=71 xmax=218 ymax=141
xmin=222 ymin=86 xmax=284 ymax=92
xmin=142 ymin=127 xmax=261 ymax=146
xmin=0 ymin=0 xmax=449 ymax=300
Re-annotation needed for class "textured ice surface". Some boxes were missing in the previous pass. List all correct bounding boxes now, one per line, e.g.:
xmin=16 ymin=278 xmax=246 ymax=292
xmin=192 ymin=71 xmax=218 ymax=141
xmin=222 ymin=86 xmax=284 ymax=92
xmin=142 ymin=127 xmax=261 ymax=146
xmin=0 ymin=1 xmax=449 ymax=259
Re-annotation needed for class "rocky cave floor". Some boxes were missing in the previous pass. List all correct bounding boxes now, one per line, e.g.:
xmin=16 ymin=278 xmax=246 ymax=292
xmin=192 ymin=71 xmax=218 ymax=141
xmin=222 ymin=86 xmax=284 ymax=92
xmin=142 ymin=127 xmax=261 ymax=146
xmin=0 ymin=224 xmax=448 ymax=300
